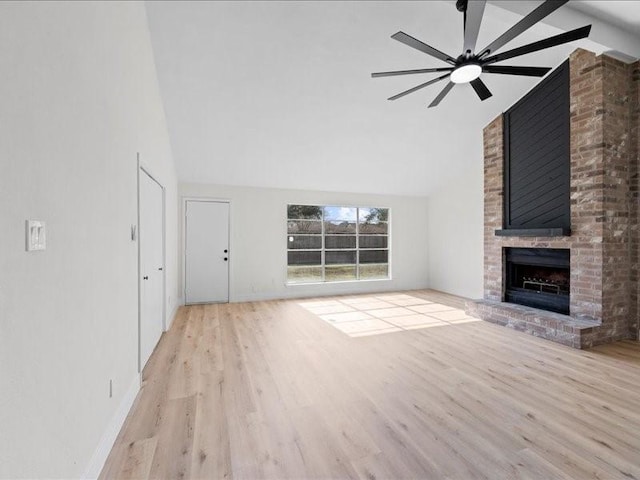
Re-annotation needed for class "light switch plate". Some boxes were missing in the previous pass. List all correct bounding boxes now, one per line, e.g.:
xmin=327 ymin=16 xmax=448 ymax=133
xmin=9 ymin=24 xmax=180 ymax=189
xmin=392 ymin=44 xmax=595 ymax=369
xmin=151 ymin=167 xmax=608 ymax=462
xmin=26 ymin=220 xmax=46 ymax=251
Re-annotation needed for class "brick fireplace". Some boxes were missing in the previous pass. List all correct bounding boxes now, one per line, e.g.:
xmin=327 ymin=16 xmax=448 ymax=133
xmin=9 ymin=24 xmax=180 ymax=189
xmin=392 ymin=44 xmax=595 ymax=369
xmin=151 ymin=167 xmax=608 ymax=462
xmin=467 ymin=49 xmax=640 ymax=348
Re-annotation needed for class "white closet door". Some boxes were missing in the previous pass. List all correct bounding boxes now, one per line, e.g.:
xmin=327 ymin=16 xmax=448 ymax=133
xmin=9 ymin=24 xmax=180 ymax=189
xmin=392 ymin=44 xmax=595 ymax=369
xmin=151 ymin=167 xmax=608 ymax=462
xmin=140 ymin=171 xmax=164 ymax=369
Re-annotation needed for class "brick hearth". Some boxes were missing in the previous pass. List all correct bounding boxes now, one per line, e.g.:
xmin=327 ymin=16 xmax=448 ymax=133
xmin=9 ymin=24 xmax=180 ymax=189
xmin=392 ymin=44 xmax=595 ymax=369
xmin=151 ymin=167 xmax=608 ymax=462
xmin=467 ymin=49 xmax=640 ymax=348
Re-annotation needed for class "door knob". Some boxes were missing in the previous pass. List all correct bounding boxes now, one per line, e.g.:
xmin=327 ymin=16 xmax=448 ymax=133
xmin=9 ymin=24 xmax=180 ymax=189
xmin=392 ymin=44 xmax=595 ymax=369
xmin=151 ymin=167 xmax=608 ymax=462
xmin=143 ymin=276 xmax=149 ymax=280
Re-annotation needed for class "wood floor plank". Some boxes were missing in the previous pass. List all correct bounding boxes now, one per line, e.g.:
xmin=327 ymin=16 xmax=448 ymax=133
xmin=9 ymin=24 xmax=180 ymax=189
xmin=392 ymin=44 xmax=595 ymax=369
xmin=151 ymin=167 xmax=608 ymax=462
xmin=190 ymin=371 xmax=232 ymax=479
xmin=100 ymin=290 xmax=640 ymax=480
xmin=147 ymin=395 xmax=196 ymax=480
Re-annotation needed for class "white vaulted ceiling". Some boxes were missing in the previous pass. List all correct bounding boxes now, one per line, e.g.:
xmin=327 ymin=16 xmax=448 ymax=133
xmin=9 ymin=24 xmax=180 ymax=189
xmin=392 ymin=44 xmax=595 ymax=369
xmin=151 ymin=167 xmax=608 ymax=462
xmin=145 ymin=1 xmax=635 ymax=196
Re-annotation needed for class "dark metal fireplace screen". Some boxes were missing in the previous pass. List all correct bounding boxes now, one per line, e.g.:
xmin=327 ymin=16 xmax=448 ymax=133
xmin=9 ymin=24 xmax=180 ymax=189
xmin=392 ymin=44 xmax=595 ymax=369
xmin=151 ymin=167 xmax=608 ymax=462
xmin=505 ymin=248 xmax=570 ymax=315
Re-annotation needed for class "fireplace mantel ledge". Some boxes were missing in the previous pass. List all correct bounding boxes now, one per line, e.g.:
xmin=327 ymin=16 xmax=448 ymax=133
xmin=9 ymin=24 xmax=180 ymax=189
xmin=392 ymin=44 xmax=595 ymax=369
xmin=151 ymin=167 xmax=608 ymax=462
xmin=495 ymin=227 xmax=571 ymax=237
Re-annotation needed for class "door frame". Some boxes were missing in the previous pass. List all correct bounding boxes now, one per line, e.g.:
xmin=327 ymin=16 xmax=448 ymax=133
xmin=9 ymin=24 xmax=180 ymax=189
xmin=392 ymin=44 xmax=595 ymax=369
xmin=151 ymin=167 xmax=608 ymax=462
xmin=137 ymin=155 xmax=166 ymax=373
xmin=182 ymin=196 xmax=231 ymax=304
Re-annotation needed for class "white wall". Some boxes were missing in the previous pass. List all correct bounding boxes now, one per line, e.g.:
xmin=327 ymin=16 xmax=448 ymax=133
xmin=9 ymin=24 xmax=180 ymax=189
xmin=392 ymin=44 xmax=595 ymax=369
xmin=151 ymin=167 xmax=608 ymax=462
xmin=427 ymin=166 xmax=484 ymax=300
xmin=0 ymin=2 xmax=177 ymax=478
xmin=179 ymin=183 xmax=429 ymax=302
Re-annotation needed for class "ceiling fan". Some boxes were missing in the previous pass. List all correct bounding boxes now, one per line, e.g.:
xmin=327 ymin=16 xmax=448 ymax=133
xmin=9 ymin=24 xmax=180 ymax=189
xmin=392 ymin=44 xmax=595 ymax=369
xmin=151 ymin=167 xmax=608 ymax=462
xmin=372 ymin=0 xmax=591 ymax=107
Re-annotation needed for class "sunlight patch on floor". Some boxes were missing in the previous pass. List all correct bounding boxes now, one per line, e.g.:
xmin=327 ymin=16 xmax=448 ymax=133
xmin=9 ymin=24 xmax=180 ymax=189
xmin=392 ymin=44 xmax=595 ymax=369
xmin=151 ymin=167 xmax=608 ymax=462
xmin=298 ymin=294 xmax=480 ymax=337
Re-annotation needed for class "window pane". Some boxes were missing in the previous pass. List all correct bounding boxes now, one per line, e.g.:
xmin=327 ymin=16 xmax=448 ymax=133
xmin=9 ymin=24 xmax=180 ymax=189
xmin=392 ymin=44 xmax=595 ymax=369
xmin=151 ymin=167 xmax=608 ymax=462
xmin=287 ymin=235 xmax=322 ymax=250
xmin=287 ymin=266 xmax=322 ymax=283
xmin=287 ymin=205 xmax=322 ymax=220
xmin=286 ymin=204 xmax=391 ymax=284
xmin=324 ymin=221 xmax=356 ymax=234
xmin=325 ymin=250 xmax=356 ymax=265
xmin=325 ymin=235 xmax=356 ymax=249
xmin=324 ymin=206 xmax=356 ymax=222
xmin=288 ymin=220 xmax=322 ymax=234
xmin=325 ymin=265 xmax=357 ymax=281
xmin=288 ymin=251 xmax=321 ymax=266
xmin=359 ymin=264 xmax=389 ymax=279
xmin=359 ymin=250 xmax=388 ymax=264
xmin=359 ymin=222 xmax=388 ymax=234
xmin=359 ymin=207 xmax=389 ymax=223
xmin=359 ymin=235 xmax=388 ymax=249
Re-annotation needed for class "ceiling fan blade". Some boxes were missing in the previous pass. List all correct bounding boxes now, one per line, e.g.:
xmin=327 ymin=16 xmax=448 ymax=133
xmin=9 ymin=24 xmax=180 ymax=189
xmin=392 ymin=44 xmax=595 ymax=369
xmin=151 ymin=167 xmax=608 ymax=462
xmin=477 ymin=0 xmax=569 ymax=58
xmin=483 ymin=25 xmax=591 ymax=65
xmin=372 ymin=67 xmax=454 ymax=78
xmin=388 ymin=73 xmax=450 ymax=101
xmin=428 ymin=82 xmax=455 ymax=108
xmin=483 ymin=65 xmax=551 ymax=77
xmin=391 ymin=32 xmax=457 ymax=65
xmin=463 ymin=0 xmax=486 ymax=54
xmin=470 ymin=78 xmax=492 ymax=101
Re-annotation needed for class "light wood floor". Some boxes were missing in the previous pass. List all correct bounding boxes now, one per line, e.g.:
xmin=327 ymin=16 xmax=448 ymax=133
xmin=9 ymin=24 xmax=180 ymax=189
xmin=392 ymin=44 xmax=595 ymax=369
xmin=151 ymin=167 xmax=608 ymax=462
xmin=100 ymin=289 xmax=640 ymax=480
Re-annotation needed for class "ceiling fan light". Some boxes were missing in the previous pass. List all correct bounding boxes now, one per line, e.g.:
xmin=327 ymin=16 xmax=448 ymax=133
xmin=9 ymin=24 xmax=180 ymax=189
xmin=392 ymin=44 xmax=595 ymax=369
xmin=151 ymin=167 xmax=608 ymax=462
xmin=451 ymin=63 xmax=482 ymax=84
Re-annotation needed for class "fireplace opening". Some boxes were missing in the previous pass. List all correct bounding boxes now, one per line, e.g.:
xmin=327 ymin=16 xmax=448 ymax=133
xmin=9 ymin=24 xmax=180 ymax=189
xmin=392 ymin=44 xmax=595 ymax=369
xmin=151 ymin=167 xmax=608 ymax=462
xmin=505 ymin=248 xmax=570 ymax=315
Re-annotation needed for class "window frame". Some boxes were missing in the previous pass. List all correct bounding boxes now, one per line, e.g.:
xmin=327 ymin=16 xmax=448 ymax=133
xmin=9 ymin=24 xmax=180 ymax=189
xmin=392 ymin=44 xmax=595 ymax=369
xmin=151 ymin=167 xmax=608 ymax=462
xmin=286 ymin=203 xmax=391 ymax=285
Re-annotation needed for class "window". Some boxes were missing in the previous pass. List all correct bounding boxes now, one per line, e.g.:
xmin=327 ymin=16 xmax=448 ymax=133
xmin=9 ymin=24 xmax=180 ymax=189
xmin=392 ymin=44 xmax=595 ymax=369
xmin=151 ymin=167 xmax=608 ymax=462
xmin=287 ymin=204 xmax=389 ymax=284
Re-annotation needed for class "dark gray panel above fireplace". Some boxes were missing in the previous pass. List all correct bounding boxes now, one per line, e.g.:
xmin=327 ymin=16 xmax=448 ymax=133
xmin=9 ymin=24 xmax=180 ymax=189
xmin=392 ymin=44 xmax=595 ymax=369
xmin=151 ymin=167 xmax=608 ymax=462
xmin=502 ymin=60 xmax=570 ymax=234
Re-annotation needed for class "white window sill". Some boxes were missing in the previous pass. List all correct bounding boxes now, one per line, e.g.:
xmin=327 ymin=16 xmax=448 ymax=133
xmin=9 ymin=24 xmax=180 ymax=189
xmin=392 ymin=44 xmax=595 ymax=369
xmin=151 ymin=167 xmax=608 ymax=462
xmin=286 ymin=277 xmax=392 ymax=287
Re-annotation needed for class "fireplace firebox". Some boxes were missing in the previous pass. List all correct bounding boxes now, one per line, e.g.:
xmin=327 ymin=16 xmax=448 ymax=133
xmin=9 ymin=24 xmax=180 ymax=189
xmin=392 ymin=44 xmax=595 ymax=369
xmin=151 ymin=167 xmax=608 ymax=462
xmin=505 ymin=248 xmax=570 ymax=315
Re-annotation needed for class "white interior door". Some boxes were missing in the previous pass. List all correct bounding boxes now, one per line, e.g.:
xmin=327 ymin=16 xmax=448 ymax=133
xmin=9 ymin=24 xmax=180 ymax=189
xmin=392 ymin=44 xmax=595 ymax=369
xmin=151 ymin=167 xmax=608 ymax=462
xmin=185 ymin=200 xmax=229 ymax=304
xmin=140 ymin=170 xmax=164 ymax=369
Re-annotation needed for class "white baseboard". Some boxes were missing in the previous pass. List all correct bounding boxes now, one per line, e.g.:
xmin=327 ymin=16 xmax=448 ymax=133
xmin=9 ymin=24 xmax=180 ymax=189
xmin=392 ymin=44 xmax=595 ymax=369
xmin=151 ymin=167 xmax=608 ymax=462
xmin=166 ymin=300 xmax=181 ymax=331
xmin=82 ymin=373 xmax=141 ymax=479
xmin=230 ymin=283 xmax=426 ymax=303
